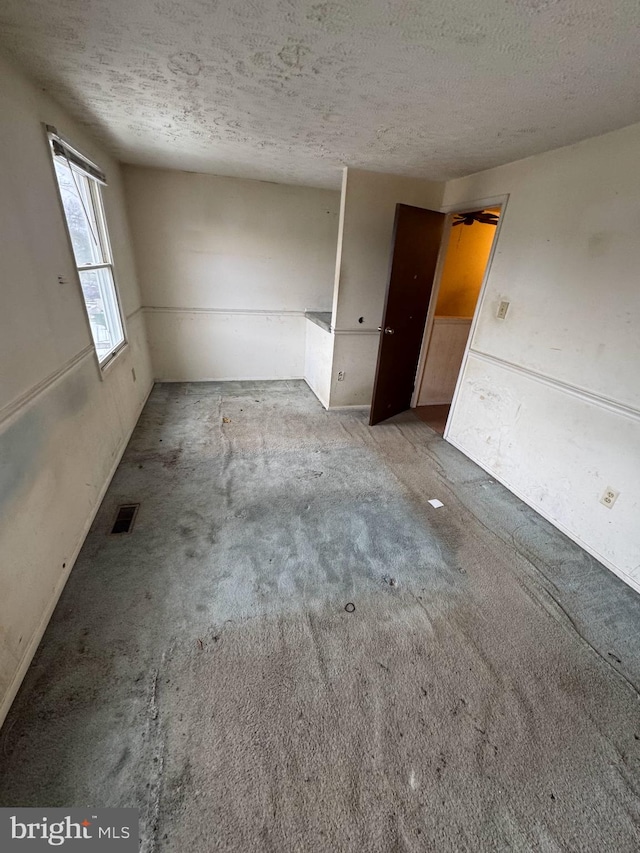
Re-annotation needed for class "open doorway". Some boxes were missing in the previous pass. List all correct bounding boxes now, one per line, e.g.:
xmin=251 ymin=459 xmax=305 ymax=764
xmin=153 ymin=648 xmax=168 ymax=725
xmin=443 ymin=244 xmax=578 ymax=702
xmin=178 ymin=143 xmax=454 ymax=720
xmin=413 ymin=206 xmax=502 ymax=434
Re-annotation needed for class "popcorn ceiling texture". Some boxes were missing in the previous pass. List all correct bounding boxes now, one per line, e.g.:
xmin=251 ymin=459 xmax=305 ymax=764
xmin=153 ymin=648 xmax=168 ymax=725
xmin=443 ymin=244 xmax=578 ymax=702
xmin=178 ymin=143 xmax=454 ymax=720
xmin=2 ymin=0 xmax=640 ymax=187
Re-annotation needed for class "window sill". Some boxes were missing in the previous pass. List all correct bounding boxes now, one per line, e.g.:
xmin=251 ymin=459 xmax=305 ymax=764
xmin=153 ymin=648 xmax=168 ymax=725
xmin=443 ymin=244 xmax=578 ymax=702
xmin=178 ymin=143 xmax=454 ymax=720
xmin=97 ymin=340 xmax=129 ymax=379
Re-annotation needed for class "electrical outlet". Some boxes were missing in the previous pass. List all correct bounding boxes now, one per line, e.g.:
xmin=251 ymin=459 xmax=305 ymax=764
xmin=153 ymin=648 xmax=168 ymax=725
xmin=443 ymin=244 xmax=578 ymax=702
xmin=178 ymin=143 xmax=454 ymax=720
xmin=337 ymin=371 xmax=345 ymax=382
xmin=497 ymin=300 xmax=510 ymax=320
xmin=600 ymin=486 xmax=620 ymax=509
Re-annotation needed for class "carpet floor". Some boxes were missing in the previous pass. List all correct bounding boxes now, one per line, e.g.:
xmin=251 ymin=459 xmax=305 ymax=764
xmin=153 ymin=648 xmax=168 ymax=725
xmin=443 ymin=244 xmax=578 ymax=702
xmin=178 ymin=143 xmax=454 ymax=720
xmin=1 ymin=381 xmax=640 ymax=852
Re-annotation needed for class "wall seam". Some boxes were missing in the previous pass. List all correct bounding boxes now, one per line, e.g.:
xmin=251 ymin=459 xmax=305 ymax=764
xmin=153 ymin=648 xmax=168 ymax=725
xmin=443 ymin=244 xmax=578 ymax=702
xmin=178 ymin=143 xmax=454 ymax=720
xmin=331 ymin=328 xmax=380 ymax=336
xmin=0 ymin=345 xmax=94 ymax=429
xmin=469 ymin=349 xmax=640 ymax=422
xmin=143 ymin=306 xmax=308 ymax=317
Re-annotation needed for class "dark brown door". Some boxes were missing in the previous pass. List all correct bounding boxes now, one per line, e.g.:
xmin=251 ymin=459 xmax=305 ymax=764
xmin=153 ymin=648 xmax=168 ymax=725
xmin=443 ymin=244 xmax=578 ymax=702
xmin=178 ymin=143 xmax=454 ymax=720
xmin=370 ymin=204 xmax=445 ymax=425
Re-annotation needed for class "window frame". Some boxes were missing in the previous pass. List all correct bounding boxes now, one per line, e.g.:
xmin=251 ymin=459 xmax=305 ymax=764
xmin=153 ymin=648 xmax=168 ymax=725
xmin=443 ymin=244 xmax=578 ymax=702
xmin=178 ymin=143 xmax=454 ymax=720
xmin=48 ymin=129 xmax=127 ymax=370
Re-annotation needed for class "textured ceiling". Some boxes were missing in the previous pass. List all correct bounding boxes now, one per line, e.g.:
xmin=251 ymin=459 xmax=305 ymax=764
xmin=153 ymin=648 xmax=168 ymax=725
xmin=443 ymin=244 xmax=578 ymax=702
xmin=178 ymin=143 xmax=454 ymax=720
xmin=2 ymin=0 xmax=640 ymax=188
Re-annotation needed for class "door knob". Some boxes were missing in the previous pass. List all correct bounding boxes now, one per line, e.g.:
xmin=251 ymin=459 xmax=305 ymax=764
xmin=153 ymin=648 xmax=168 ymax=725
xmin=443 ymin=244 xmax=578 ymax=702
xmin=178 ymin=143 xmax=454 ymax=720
xmin=383 ymin=327 xmax=395 ymax=335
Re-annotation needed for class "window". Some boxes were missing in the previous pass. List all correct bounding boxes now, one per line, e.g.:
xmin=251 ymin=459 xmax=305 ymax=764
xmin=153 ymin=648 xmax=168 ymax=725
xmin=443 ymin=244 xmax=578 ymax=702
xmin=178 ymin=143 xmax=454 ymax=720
xmin=49 ymin=129 xmax=125 ymax=365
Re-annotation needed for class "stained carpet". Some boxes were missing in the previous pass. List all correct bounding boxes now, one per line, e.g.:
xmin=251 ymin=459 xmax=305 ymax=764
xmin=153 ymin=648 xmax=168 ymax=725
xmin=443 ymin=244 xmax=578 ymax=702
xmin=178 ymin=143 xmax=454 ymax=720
xmin=1 ymin=381 xmax=640 ymax=852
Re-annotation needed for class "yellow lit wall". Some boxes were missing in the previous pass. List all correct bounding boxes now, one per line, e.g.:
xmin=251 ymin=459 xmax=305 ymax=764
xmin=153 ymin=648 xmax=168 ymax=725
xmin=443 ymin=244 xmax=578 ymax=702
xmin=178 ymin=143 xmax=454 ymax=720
xmin=435 ymin=217 xmax=498 ymax=317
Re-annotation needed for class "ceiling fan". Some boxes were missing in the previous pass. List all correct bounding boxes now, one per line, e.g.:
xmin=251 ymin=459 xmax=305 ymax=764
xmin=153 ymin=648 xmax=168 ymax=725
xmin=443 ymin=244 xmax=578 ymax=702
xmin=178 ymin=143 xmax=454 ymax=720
xmin=452 ymin=210 xmax=500 ymax=227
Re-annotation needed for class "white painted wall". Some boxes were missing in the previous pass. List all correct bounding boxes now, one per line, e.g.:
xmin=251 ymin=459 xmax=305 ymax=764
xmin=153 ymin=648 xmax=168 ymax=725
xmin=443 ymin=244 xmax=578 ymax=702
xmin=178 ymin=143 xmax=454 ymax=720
xmin=147 ymin=310 xmax=305 ymax=382
xmin=0 ymin=56 xmax=153 ymax=727
xmin=2 ymin=61 xmax=639 ymax=738
xmin=123 ymin=166 xmax=340 ymax=381
xmin=329 ymin=332 xmax=381 ymax=408
xmin=332 ymin=168 xmax=445 ymax=332
xmin=304 ymin=320 xmax=334 ymax=409
xmin=444 ymin=123 xmax=640 ymax=588
xmin=328 ymin=168 xmax=444 ymax=407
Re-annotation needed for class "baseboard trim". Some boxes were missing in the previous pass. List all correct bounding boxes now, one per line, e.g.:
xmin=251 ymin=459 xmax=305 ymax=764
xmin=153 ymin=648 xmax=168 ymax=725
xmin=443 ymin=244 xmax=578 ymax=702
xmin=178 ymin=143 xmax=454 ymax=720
xmin=327 ymin=404 xmax=370 ymax=411
xmin=446 ymin=433 xmax=640 ymax=596
xmin=154 ymin=376 xmax=305 ymax=383
xmin=0 ymin=381 xmax=154 ymax=731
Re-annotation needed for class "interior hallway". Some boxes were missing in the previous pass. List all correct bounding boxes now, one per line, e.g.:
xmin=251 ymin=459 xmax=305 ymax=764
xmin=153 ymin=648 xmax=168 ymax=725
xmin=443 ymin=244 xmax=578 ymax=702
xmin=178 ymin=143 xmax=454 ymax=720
xmin=1 ymin=381 xmax=640 ymax=852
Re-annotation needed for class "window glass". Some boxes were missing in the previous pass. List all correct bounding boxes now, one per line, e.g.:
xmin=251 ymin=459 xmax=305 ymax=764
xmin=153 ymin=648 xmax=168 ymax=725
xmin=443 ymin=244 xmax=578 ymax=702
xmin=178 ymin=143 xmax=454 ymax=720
xmin=54 ymin=160 xmax=103 ymax=267
xmin=78 ymin=268 xmax=124 ymax=361
xmin=53 ymin=156 xmax=125 ymax=363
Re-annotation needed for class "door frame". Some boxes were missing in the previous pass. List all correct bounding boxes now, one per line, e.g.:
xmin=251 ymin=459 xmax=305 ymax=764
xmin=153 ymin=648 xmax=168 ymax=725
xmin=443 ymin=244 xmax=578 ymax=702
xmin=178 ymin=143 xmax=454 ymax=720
xmin=410 ymin=194 xmax=510 ymax=438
